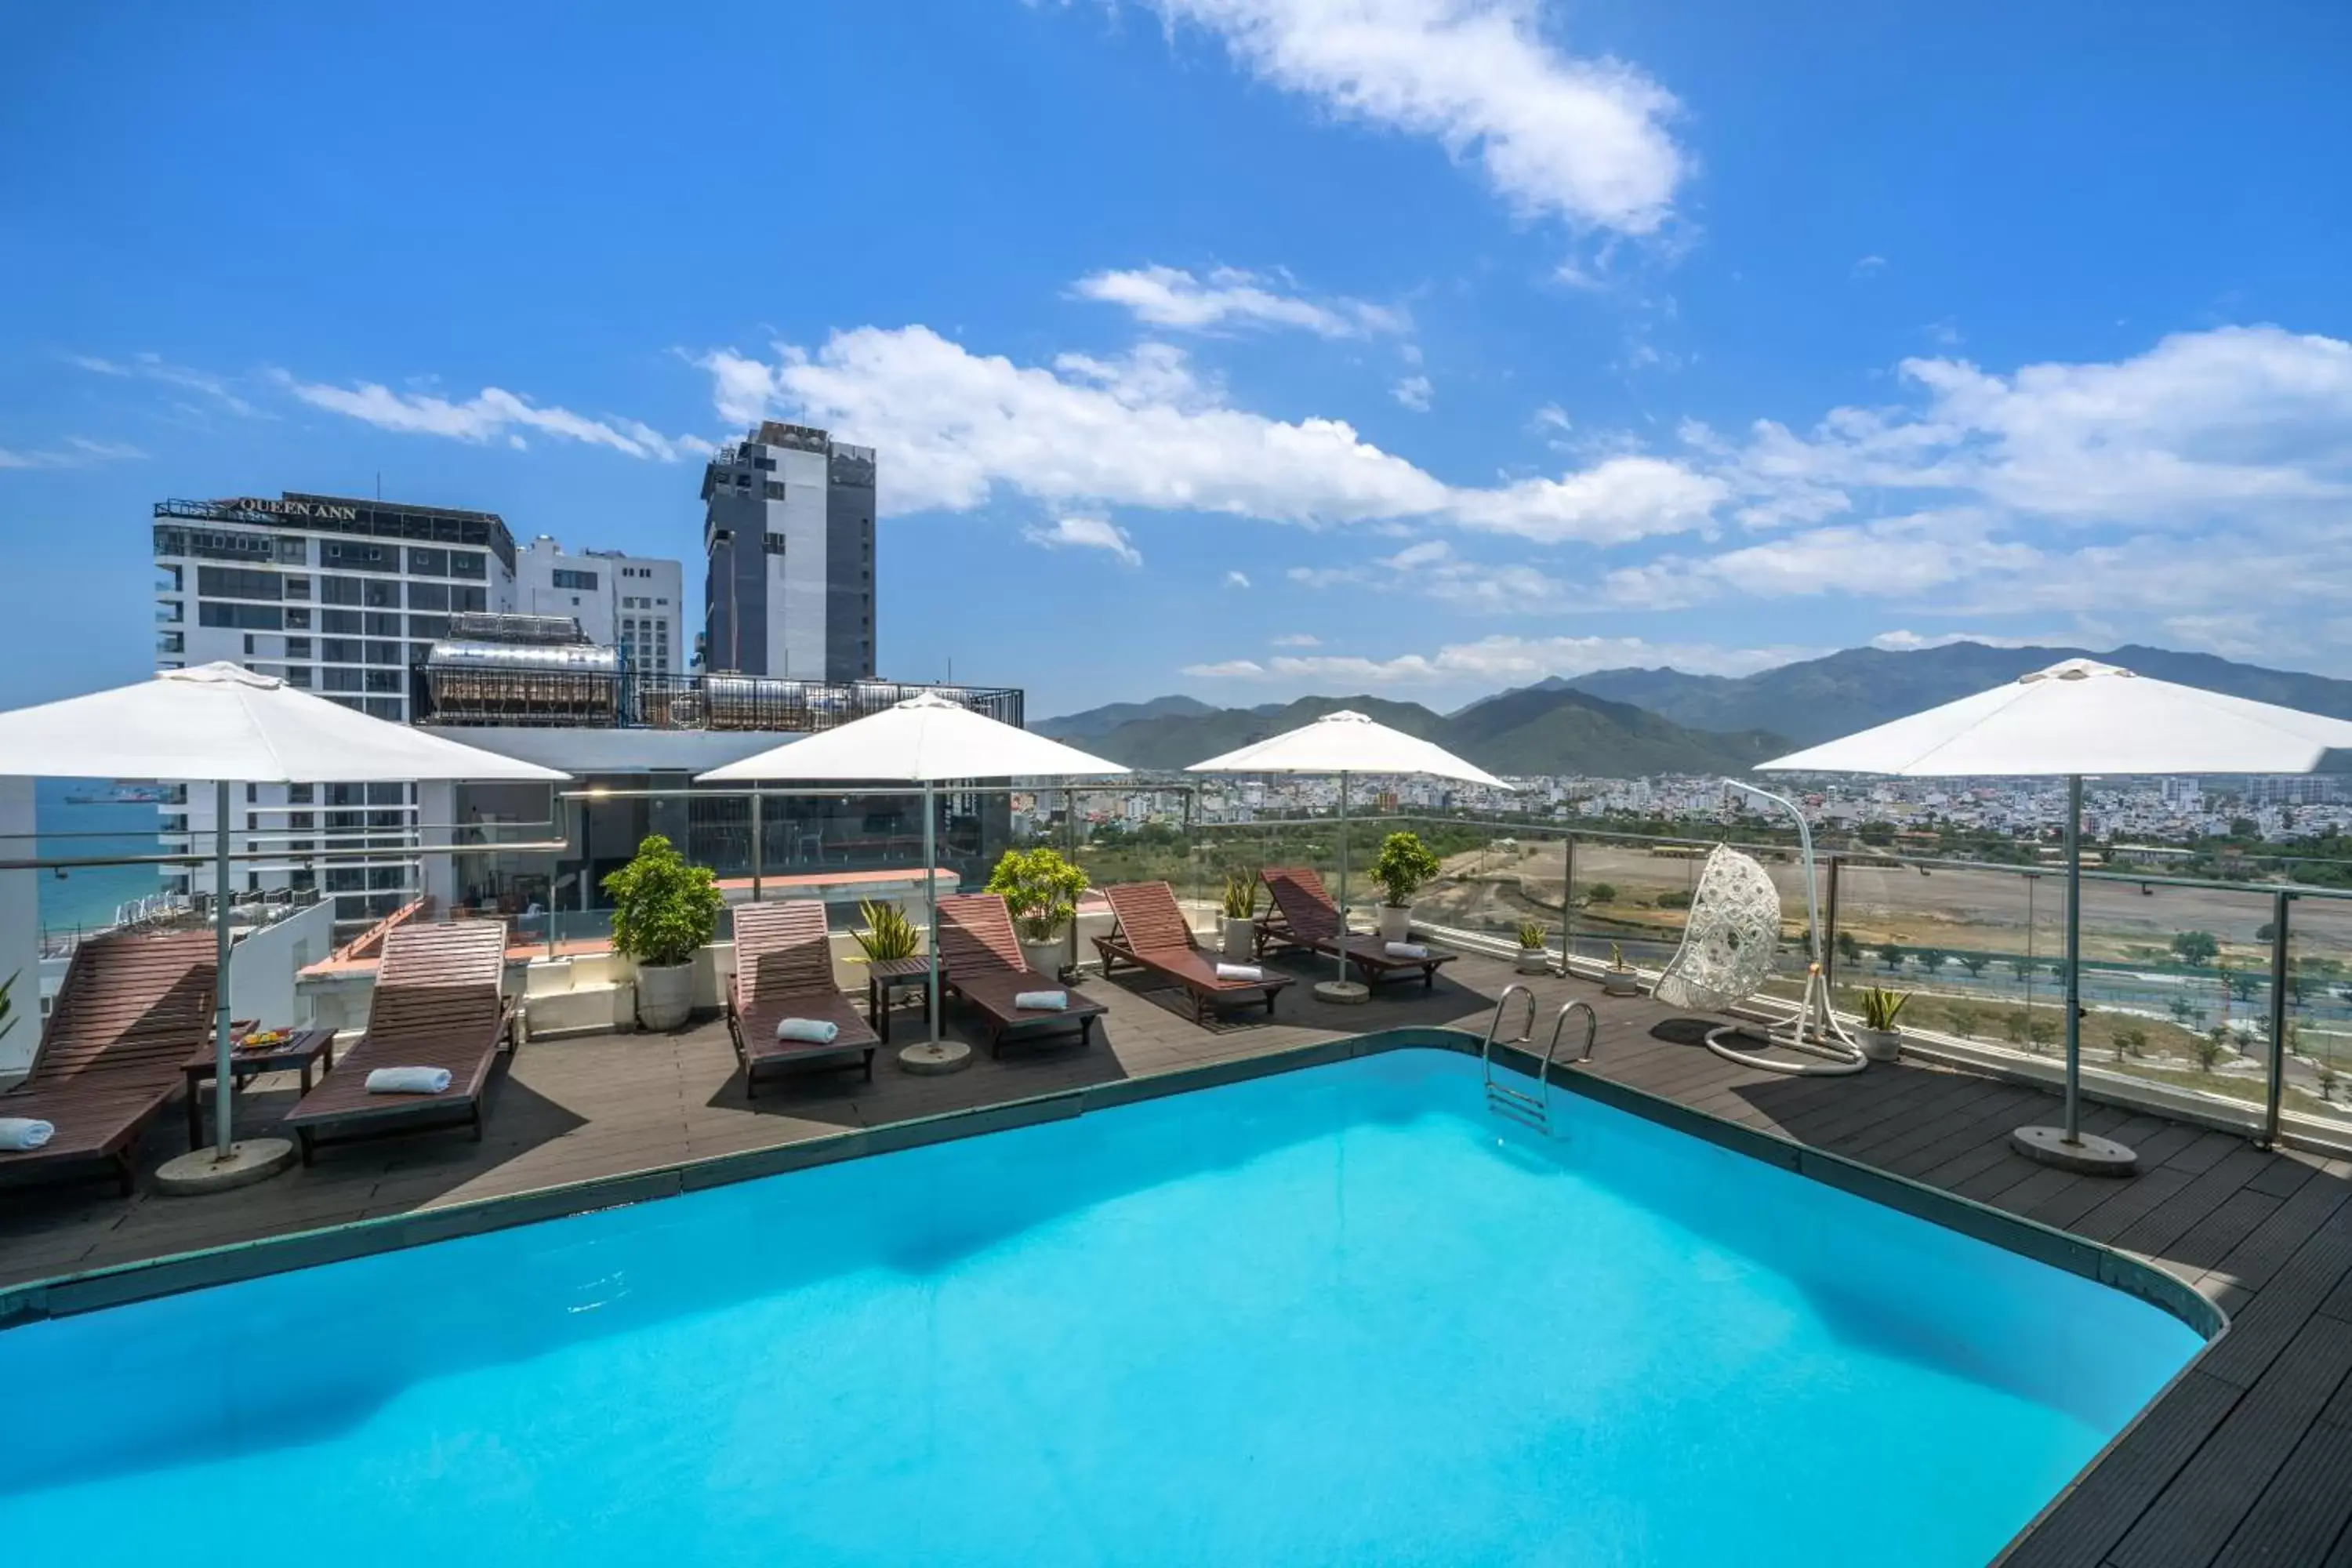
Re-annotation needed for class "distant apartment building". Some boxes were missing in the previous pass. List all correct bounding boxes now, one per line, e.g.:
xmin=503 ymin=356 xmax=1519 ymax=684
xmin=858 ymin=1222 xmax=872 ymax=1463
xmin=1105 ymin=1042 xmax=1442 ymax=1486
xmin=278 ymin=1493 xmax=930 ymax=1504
xmin=152 ymin=492 xmax=521 ymax=922
xmin=701 ymin=422 xmax=876 ymax=681
xmin=515 ymin=535 xmax=683 ymax=673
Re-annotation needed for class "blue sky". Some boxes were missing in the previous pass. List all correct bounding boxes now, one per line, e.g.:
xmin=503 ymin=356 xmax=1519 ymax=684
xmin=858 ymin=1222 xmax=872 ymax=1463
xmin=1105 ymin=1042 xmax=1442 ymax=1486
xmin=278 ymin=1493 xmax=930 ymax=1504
xmin=4 ymin=1 xmax=2350 ymax=720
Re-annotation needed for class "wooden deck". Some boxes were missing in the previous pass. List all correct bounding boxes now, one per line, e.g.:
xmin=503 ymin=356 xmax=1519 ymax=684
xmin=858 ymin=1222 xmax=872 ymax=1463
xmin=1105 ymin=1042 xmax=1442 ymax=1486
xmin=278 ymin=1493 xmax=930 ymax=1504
xmin=5 ymin=948 xmax=2352 ymax=1566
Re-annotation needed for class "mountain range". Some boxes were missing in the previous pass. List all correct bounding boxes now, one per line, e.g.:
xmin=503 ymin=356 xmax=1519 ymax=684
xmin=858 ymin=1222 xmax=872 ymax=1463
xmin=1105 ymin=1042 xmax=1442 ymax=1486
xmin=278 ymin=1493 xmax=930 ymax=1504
xmin=1035 ymin=688 xmax=1789 ymax=777
xmin=1036 ymin=642 xmax=2352 ymax=777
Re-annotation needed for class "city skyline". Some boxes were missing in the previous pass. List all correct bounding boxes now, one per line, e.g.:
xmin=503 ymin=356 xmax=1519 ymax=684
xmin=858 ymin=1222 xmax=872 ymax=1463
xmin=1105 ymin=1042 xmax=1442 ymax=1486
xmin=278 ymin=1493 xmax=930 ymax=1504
xmin=3 ymin=3 xmax=2350 ymax=719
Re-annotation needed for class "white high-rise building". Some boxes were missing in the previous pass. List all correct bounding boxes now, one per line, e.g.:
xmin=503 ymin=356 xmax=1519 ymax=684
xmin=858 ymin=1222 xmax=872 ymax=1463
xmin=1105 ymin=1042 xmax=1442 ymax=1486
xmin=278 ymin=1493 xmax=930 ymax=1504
xmin=152 ymin=492 xmax=521 ymax=924
xmin=514 ymin=536 xmax=684 ymax=673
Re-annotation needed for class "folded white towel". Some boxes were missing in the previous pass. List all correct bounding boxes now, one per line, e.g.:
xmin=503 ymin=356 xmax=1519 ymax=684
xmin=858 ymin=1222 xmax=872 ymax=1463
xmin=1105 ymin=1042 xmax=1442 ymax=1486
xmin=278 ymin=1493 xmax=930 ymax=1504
xmin=365 ymin=1066 xmax=452 ymax=1096
xmin=1013 ymin=989 xmax=1069 ymax=1011
xmin=1215 ymin=963 xmax=1266 ymax=982
xmin=775 ymin=1017 xmax=839 ymax=1044
xmin=1385 ymin=942 xmax=1429 ymax=960
xmin=0 ymin=1117 xmax=55 ymax=1152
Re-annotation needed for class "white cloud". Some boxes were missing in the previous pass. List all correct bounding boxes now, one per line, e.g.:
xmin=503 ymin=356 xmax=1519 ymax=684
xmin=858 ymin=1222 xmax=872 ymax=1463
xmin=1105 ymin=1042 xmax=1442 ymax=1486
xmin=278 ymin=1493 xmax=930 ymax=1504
xmin=274 ymin=372 xmax=704 ymax=461
xmin=1450 ymin=455 xmax=1726 ymax=544
xmin=1224 ymin=569 xmax=1253 ymax=588
xmin=1392 ymin=374 xmax=1433 ymax=412
xmin=1184 ymin=633 xmax=1814 ymax=688
xmin=71 ymin=350 xmax=261 ymax=417
xmin=1072 ymin=265 xmax=1405 ymax=338
xmin=1153 ymin=0 xmax=1688 ymax=237
xmin=1272 ymin=632 xmax=1320 ymax=646
xmin=0 ymin=436 xmax=146 ymax=470
xmin=1023 ymin=514 xmax=1144 ymax=567
xmin=714 ymin=325 xmax=1716 ymax=543
xmin=1852 ymin=255 xmax=1886 ymax=278
xmin=1708 ymin=325 xmax=2352 ymax=532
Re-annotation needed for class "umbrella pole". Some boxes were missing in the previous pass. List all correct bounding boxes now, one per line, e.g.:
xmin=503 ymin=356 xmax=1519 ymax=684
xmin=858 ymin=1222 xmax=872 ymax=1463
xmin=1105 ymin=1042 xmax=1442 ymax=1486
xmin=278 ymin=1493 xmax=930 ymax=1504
xmin=2008 ymin=771 xmax=2136 ymax=1175
xmin=2063 ymin=772 xmax=2082 ymax=1142
xmin=212 ymin=782 xmax=234 ymax=1160
xmin=1336 ymin=773 xmax=1349 ymax=990
xmin=926 ymin=781 xmax=943 ymax=1052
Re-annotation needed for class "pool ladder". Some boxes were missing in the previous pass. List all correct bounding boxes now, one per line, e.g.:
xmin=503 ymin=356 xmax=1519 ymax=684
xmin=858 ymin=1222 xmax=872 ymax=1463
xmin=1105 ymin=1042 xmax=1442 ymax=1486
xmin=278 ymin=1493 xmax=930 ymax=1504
xmin=1479 ymin=983 xmax=1598 ymax=1135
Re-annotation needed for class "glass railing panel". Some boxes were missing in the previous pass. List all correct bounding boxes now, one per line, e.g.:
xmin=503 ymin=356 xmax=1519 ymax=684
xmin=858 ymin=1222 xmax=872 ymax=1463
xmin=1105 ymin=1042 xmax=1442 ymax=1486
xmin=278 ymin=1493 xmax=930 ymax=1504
xmin=2285 ymin=891 xmax=2352 ymax=1139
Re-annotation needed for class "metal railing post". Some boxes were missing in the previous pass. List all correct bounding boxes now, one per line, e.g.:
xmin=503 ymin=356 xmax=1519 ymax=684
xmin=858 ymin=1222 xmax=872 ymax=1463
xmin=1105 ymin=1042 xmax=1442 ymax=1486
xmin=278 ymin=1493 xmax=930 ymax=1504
xmin=2263 ymin=889 xmax=2292 ymax=1148
xmin=1558 ymin=831 xmax=1575 ymax=975
xmin=750 ymin=790 xmax=764 ymax=904
xmin=1823 ymin=854 xmax=1842 ymax=991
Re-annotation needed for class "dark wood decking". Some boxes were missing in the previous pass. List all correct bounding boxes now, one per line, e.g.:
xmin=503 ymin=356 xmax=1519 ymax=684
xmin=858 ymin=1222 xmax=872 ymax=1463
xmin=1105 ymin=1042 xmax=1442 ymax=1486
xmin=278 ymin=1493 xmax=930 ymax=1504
xmin=5 ymin=949 xmax=2352 ymax=1566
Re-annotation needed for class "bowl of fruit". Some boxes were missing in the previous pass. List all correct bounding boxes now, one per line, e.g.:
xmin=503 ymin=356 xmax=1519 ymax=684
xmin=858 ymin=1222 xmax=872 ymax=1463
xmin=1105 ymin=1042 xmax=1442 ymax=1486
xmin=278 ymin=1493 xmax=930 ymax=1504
xmin=238 ymin=1027 xmax=290 ymax=1052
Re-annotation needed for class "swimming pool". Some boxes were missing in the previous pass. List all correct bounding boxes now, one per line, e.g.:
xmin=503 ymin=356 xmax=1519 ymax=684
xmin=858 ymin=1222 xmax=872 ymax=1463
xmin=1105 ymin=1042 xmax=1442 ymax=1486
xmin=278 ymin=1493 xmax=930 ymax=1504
xmin=2 ymin=1046 xmax=2202 ymax=1566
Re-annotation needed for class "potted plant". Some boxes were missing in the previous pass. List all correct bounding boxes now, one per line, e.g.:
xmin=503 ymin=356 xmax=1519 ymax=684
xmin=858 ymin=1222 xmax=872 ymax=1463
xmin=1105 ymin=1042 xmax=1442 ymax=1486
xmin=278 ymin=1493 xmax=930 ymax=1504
xmin=1857 ymin=985 xmax=1909 ymax=1062
xmin=1515 ymin=920 xmax=1550 ymax=975
xmin=603 ymin=833 xmax=723 ymax=1031
xmin=852 ymin=898 xmax=920 ymax=963
xmin=1220 ymin=871 xmax=1259 ymax=961
xmin=1368 ymin=830 xmax=1441 ymax=945
xmin=985 ymin=846 xmax=1089 ymax=977
xmin=1602 ymin=942 xmax=1640 ymax=996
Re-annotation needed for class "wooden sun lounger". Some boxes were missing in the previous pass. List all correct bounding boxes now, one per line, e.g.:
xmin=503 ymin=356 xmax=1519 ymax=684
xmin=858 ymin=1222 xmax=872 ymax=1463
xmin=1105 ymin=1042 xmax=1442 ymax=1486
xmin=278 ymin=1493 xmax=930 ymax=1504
xmin=727 ymin=900 xmax=879 ymax=1095
xmin=283 ymin=921 xmax=516 ymax=1163
xmin=1094 ymin=881 xmax=1292 ymax=1025
xmin=935 ymin=893 xmax=1105 ymax=1057
xmin=0 ymin=929 xmax=219 ymax=1196
xmin=1255 ymin=866 xmax=1455 ymax=991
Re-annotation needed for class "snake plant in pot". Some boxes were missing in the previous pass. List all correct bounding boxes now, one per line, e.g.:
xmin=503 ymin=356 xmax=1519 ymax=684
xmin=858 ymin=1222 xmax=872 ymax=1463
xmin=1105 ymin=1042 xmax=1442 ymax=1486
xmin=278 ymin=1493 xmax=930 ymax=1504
xmin=1515 ymin=920 xmax=1550 ymax=975
xmin=1857 ymin=985 xmax=1910 ymax=1062
xmin=1602 ymin=940 xmax=1640 ymax=996
xmin=604 ymin=833 xmax=724 ymax=1031
xmin=1220 ymin=871 xmax=1259 ymax=960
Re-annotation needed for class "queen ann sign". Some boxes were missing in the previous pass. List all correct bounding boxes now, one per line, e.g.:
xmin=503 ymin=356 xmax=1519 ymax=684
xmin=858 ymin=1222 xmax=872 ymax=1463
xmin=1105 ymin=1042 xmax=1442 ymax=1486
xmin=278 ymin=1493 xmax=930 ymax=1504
xmin=225 ymin=495 xmax=360 ymax=521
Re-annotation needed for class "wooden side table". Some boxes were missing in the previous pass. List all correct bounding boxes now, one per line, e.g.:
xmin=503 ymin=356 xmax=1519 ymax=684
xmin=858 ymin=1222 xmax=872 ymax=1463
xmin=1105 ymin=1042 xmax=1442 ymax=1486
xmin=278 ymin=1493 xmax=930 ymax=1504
xmin=183 ymin=1026 xmax=337 ymax=1150
xmin=865 ymin=956 xmax=935 ymax=1045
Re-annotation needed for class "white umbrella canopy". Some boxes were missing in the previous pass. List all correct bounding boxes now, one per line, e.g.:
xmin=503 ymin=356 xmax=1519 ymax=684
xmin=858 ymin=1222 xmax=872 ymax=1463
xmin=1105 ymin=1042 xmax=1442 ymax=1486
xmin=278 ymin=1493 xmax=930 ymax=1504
xmin=0 ymin=662 xmax=568 ymax=1169
xmin=1759 ymin=657 xmax=2352 ymax=1176
xmin=696 ymin=691 xmax=1129 ymax=1064
xmin=1187 ymin=709 xmax=1508 ymax=786
xmin=698 ymin=691 xmax=1128 ymax=782
xmin=0 ymin=662 xmax=572 ymax=784
xmin=1759 ymin=659 xmax=2352 ymax=777
xmin=1189 ymin=710 xmax=1508 ymax=998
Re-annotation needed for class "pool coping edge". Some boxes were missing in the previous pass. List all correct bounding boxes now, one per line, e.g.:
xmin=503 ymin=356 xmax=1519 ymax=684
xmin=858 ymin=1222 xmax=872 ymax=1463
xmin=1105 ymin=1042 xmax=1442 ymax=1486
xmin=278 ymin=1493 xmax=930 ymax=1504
xmin=0 ymin=1026 xmax=2223 ymax=1358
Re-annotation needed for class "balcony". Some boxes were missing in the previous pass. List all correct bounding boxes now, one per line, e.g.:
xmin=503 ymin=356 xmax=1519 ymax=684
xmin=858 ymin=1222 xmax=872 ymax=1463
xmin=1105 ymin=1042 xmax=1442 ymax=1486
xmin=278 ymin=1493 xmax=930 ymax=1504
xmin=412 ymin=665 xmax=1022 ymax=734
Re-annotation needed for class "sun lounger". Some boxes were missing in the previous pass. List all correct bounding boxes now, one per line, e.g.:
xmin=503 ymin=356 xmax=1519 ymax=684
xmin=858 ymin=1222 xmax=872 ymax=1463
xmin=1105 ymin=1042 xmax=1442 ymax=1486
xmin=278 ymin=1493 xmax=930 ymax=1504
xmin=1255 ymin=866 xmax=1455 ymax=991
xmin=1094 ymin=881 xmax=1293 ymax=1025
xmin=0 ymin=929 xmax=219 ymax=1196
xmin=726 ymin=900 xmax=879 ymax=1094
xmin=283 ymin=921 xmax=515 ymax=1163
xmin=934 ymin=893 xmax=1106 ymax=1056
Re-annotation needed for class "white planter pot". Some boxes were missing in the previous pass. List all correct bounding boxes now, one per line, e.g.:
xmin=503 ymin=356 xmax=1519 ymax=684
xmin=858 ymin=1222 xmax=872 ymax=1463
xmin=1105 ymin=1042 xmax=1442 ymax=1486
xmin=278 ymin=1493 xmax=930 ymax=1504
xmin=1516 ymin=947 xmax=1550 ymax=975
xmin=1021 ymin=938 xmax=1066 ymax=978
xmin=634 ymin=960 xmax=695 ymax=1032
xmin=1602 ymin=969 xmax=1640 ymax=997
xmin=1860 ymin=1027 xmax=1904 ymax=1062
xmin=1221 ymin=916 xmax=1257 ymax=960
xmin=1377 ymin=905 xmax=1412 ymax=944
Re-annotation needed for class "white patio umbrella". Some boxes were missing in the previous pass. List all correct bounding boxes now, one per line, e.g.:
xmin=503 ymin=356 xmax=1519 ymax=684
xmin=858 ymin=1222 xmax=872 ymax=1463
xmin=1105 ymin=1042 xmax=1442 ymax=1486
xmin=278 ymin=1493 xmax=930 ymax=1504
xmin=0 ymin=662 xmax=568 ymax=1183
xmin=1187 ymin=710 xmax=1508 ymax=1002
xmin=697 ymin=691 xmax=1128 ymax=1069
xmin=1760 ymin=657 xmax=2352 ymax=1174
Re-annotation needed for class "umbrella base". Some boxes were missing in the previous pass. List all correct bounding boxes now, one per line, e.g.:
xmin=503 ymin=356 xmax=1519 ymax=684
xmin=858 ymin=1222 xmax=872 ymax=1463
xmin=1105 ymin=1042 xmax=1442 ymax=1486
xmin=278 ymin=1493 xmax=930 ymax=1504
xmin=154 ymin=1138 xmax=297 ymax=1196
xmin=898 ymin=1040 xmax=973 ymax=1076
xmin=1313 ymin=980 xmax=1370 ymax=1005
xmin=2009 ymin=1123 xmax=2137 ymax=1176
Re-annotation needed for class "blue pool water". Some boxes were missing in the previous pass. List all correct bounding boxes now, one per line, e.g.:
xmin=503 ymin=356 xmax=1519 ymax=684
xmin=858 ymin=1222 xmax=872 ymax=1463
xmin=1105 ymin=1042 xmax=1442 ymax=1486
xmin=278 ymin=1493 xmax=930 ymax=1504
xmin=0 ymin=1049 xmax=2201 ymax=1566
